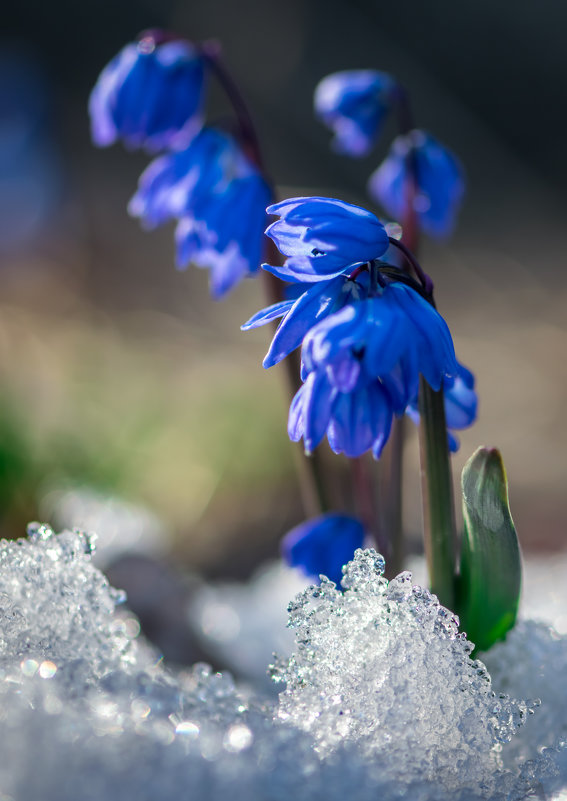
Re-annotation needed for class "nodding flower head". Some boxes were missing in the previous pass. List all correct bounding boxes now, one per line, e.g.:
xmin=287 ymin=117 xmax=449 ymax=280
xmin=314 ymin=70 xmax=396 ymax=157
xmin=301 ymin=284 xmax=458 ymax=409
xmin=128 ymin=126 xmax=271 ymax=298
xmin=129 ymin=127 xmax=245 ymax=228
xmin=89 ymin=32 xmax=206 ymax=152
xmin=368 ymin=130 xmax=465 ymax=238
xmin=174 ymin=169 xmax=271 ymax=299
xmin=262 ymin=197 xmax=390 ymax=283
xmin=282 ymin=513 xmax=365 ymax=586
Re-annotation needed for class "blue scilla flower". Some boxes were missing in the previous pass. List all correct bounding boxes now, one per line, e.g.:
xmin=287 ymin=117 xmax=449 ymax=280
xmin=89 ymin=32 xmax=206 ymax=152
xmin=241 ymin=273 xmax=369 ymax=368
xmin=406 ymin=361 xmax=477 ymax=452
xmin=263 ymin=197 xmax=389 ymax=283
xmin=282 ymin=513 xmax=365 ymax=586
xmin=368 ymin=130 xmax=465 ymax=238
xmin=314 ymin=70 xmax=396 ymax=157
xmin=129 ymin=127 xmax=241 ymax=228
xmin=301 ymin=284 xmax=458 ymax=410
xmin=288 ymin=369 xmax=394 ymax=459
xmin=174 ymin=168 xmax=271 ymax=298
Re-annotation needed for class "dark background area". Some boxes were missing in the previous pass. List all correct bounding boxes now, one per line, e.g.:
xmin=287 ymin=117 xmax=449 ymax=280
xmin=0 ymin=0 xmax=565 ymax=577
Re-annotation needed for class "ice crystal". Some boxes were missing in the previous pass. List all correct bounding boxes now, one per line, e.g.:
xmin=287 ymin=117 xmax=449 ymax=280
xmin=273 ymin=549 xmax=534 ymax=788
xmin=0 ymin=528 xmax=564 ymax=801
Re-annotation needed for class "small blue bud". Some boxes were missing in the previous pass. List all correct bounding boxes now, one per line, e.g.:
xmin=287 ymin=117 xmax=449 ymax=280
xmin=263 ymin=196 xmax=389 ymax=283
xmin=282 ymin=513 xmax=365 ymax=586
xmin=89 ymin=33 xmax=206 ymax=152
xmin=368 ymin=130 xmax=465 ymax=238
xmin=314 ymin=70 xmax=396 ymax=157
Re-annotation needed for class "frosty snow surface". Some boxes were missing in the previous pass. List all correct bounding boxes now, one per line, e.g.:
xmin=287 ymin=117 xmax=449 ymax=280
xmin=0 ymin=525 xmax=567 ymax=800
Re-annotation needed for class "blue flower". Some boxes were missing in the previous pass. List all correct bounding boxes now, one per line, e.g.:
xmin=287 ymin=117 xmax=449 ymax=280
xmin=263 ymin=197 xmax=390 ymax=283
xmin=175 ymin=167 xmax=271 ymax=298
xmin=368 ymin=130 xmax=465 ymax=238
xmin=314 ymin=70 xmax=396 ymax=157
xmin=89 ymin=33 xmax=206 ymax=152
xmin=282 ymin=513 xmax=365 ymax=586
xmin=241 ymin=273 xmax=368 ymax=367
xmin=406 ymin=361 xmax=477 ymax=452
xmin=128 ymin=128 xmax=231 ymax=228
xmin=288 ymin=369 xmax=394 ymax=459
xmin=301 ymin=284 xmax=458 ymax=409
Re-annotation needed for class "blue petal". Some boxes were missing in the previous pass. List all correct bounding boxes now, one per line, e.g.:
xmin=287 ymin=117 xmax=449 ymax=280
xmin=281 ymin=513 xmax=365 ymax=586
xmin=241 ymin=300 xmax=295 ymax=331
xmin=263 ymin=276 xmax=350 ymax=367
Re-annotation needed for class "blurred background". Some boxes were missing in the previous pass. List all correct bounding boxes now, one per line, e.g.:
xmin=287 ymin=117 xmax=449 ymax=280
xmin=0 ymin=0 xmax=566 ymax=637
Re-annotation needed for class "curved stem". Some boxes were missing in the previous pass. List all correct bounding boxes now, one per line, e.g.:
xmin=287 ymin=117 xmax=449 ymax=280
xmin=387 ymin=237 xmax=434 ymax=299
xmin=198 ymin=41 xmax=265 ymax=172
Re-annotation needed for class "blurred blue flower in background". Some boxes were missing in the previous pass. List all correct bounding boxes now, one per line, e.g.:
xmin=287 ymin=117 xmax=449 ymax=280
xmin=175 ymin=168 xmax=271 ymax=298
xmin=368 ymin=130 xmax=465 ymax=238
xmin=282 ymin=513 xmax=365 ymax=585
xmin=128 ymin=128 xmax=231 ymax=227
xmin=89 ymin=33 xmax=206 ymax=152
xmin=406 ymin=361 xmax=478 ymax=451
xmin=314 ymin=70 xmax=396 ymax=157
xmin=263 ymin=197 xmax=389 ymax=283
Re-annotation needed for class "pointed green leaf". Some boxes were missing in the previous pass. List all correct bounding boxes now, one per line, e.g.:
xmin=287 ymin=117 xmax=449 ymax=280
xmin=456 ymin=447 xmax=521 ymax=653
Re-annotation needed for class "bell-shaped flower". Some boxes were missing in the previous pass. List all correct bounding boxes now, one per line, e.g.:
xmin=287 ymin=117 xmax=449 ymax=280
xmin=406 ymin=361 xmax=477 ymax=452
xmin=241 ymin=273 xmax=368 ymax=368
xmin=282 ymin=513 xmax=365 ymax=586
xmin=301 ymin=283 xmax=458 ymax=411
xmin=288 ymin=369 xmax=394 ymax=459
xmin=314 ymin=70 xmax=396 ymax=157
xmin=368 ymin=130 xmax=465 ymax=238
xmin=263 ymin=197 xmax=389 ymax=283
xmin=89 ymin=33 xmax=206 ymax=152
xmin=128 ymin=128 xmax=231 ymax=228
xmin=175 ymin=169 xmax=271 ymax=298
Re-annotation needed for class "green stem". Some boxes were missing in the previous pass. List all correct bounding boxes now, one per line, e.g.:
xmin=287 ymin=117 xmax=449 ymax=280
xmin=417 ymin=377 xmax=457 ymax=609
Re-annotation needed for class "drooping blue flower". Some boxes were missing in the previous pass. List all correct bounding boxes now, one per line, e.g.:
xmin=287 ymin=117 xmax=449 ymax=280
xmin=128 ymin=128 xmax=231 ymax=228
xmin=314 ymin=70 xmax=396 ymax=158
xmin=406 ymin=361 xmax=477 ymax=451
xmin=368 ymin=130 xmax=465 ymax=238
xmin=301 ymin=284 xmax=458 ymax=410
xmin=282 ymin=513 xmax=365 ymax=586
xmin=89 ymin=33 xmax=206 ymax=152
xmin=175 ymin=167 xmax=271 ymax=298
xmin=288 ymin=369 xmax=394 ymax=459
xmin=263 ymin=197 xmax=390 ymax=283
xmin=241 ymin=273 xmax=368 ymax=368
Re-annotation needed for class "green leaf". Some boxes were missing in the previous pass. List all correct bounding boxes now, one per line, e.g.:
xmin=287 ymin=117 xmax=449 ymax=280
xmin=456 ymin=447 xmax=522 ymax=653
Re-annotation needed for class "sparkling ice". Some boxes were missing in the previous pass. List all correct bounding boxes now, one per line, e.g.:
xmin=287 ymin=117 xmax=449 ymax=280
xmin=0 ymin=526 xmax=565 ymax=800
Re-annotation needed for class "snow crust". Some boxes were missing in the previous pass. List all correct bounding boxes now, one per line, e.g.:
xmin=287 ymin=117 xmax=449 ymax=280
xmin=0 ymin=525 xmax=566 ymax=801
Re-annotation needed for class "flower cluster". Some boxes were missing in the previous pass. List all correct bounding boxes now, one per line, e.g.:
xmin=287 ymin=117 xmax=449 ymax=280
xmin=244 ymin=196 xmax=476 ymax=459
xmin=89 ymin=31 xmax=271 ymax=297
xmin=314 ymin=70 xmax=465 ymax=238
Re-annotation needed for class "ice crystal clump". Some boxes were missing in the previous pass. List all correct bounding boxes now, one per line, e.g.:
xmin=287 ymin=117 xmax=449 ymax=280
xmin=273 ymin=549 xmax=534 ymax=789
xmin=0 ymin=528 xmax=564 ymax=801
